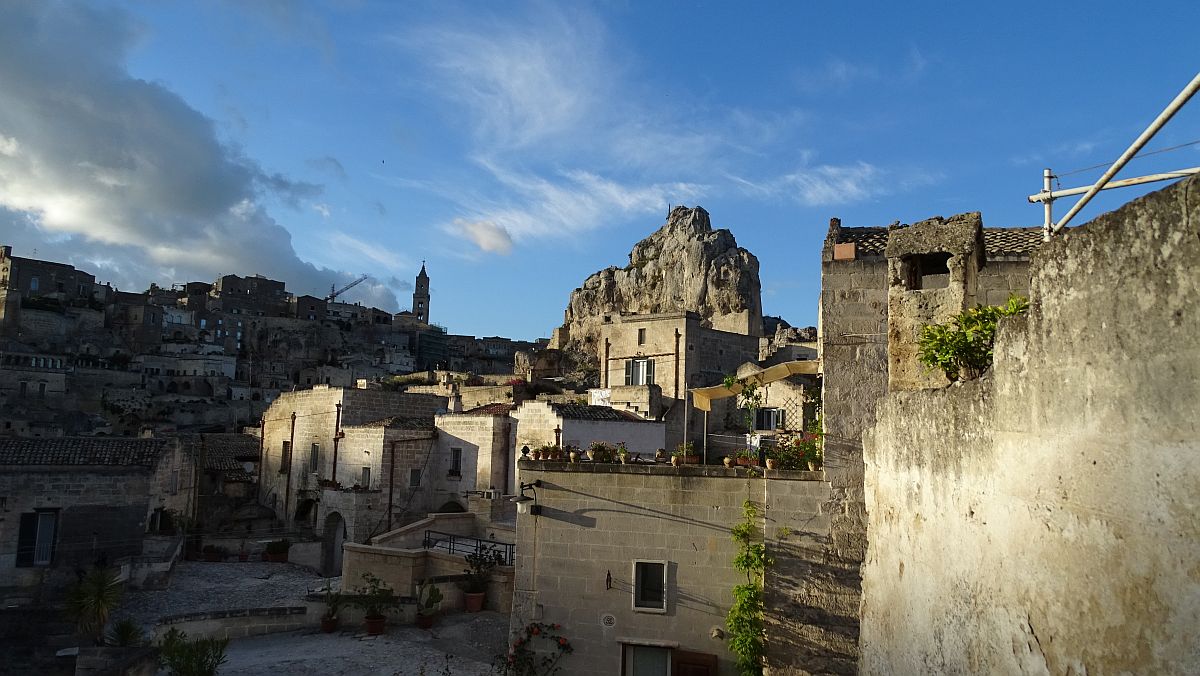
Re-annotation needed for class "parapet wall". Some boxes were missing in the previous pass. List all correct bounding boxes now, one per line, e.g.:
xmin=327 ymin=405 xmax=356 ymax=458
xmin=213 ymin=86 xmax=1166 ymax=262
xmin=861 ymin=177 xmax=1200 ymax=673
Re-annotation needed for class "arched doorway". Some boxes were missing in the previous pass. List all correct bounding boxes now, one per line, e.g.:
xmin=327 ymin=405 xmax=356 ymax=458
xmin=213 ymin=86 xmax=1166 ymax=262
xmin=323 ymin=511 xmax=346 ymax=577
xmin=437 ymin=500 xmax=466 ymax=513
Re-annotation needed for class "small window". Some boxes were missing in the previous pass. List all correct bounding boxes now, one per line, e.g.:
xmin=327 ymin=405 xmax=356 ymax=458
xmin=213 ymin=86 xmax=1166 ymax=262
xmin=309 ymin=443 xmax=320 ymax=474
xmin=633 ymin=560 xmax=667 ymax=612
xmin=38 ymin=383 xmax=46 ymax=398
xmin=409 ymin=469 xmax=421 ymax=487
xmin=637 ymin=328 xmax=646 ymax=345
xmin=280 ymin=441 xmax=291 ymax=474
xmin=903 ymin=252 xmax=952 ymax=290
xmin=450 ymin=448 xmax=462 ymax=476
xmin=755 ymin=408 xmax=783 ymax=431
xmin=29 ymin=276 xmax=38 ymax=292
xmin=16 ymin=510 xmax=58 ymax=567
xmin=18 ymin=381 xmax=27 ymax=397
xmin=360 ymin=466 xmax=371 ymax=488
xmin=170 ymin=469 xmax=180 ymax=495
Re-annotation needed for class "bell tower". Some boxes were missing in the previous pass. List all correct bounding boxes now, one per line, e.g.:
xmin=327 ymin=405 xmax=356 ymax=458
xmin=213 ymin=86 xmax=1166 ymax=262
xmin=412 ymin=261 xmax=430 ymax=324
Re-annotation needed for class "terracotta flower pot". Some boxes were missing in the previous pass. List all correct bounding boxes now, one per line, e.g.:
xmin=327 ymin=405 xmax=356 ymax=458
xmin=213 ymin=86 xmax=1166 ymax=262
xmin=364 ymin=615 xmax=386 ymax=635
xmin=321 ymin=616 xmax=338 ymax=633
xmin=723 ymin=456 xmax=734 ymax=468
xmin=464 ymin=592 xmax=485 ymax=613
xmin=683 ymin=454 xmax=701 ymax=464
xmin=670 ymin=456 xmax=682 ymax=467
xmin=569 ymin=451 xmax=579 ymax=463
xmin=807 ymin=461 xmax=818 ymax=471
xmin=766 ymin=458 xmax=778 ymax=470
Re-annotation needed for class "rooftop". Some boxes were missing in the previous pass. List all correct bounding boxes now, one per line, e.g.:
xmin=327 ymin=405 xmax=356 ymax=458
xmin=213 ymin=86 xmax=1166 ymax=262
xmin=358 ymin=416 xmax=436 ymax=430
xmin=0 ymin=437 xmax=167 ymax=467
xmin=834 ymin=225 xmax=1044 ymax=259
xmin=549 ymin=403 xmax=651 ymax=423
xmin=460 ymin=403 xmax=518 ymax=416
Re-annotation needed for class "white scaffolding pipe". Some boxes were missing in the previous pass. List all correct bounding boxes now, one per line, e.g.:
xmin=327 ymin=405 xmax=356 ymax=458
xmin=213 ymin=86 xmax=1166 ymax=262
xmin=1052 ymin=71 xmax=1200 ymax=233
xmin=1029 ymin=167 xmax=1200 ymax=203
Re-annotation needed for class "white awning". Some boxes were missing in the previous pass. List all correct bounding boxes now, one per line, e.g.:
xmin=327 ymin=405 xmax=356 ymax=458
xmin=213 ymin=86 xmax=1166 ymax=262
xmin=689 ymin=360 xmax=820 ymax=412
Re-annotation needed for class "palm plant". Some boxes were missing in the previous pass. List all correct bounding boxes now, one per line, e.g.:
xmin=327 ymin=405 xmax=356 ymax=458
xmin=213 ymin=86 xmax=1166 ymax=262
xmin=65 ymin=566 xmax=123 ymax=646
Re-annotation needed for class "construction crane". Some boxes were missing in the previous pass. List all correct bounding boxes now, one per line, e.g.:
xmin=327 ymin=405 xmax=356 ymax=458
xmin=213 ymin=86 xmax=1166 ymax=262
xmin=326 ymin=275 xmax=369 ymax=303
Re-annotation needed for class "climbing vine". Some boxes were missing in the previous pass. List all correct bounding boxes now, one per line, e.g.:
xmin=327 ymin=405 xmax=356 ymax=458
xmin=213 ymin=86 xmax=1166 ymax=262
xmin=726 ymin=500 xmax=772 ymax=675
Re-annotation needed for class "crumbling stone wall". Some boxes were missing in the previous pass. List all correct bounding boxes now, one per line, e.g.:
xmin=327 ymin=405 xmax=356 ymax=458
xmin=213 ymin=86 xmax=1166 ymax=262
xmin=861 ymin=177 xmax=1200 ymax=674
xmin=814 ymin=220 xmax=889 ymax=671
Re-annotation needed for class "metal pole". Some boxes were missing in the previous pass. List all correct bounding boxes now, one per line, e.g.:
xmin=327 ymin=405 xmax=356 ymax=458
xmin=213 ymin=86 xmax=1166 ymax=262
xmin=1042 ymin=168 xmax=1053 ymax=242
xmin=1030 ymin=167 xmax=1200 ymax=203
xmin=1053 ymin=71 xmax=1200 ymax=233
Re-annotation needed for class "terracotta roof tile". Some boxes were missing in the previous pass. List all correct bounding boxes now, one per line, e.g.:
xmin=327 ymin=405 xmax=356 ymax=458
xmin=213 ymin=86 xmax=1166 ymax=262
xmin=0 ymin=437 xmax=166 ymax=467
xmin=549 ymin=403 xmax=651 ymax=422
xmin=461 ymin=403 xmax=517 ymax=416
xmin=835 ymin=226 xmax=1044 ymax=259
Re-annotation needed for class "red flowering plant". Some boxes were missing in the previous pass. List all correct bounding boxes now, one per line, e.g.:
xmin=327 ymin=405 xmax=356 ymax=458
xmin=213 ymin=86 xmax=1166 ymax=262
xmin=492 ymin=622 xmax=573 ymax=675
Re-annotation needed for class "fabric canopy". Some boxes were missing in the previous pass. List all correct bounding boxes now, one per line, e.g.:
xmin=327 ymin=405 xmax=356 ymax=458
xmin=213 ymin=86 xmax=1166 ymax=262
xmin=689 ymin=359 xmax=820 ymax=412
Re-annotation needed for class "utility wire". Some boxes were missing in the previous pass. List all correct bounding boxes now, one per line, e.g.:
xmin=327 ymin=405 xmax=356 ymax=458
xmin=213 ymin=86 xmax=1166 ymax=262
xmin=1058 ymin=138 xmax=1200 ymax=178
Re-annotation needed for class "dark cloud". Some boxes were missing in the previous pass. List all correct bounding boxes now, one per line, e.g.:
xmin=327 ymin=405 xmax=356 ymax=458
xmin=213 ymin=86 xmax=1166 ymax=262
xmin=0 ymin=1 xmax=399 ymax=311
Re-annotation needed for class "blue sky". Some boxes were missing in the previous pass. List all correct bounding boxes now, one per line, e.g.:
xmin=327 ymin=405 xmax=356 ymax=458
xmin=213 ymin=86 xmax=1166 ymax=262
xmin=1 ymin=1 xmax=1198 ymax=340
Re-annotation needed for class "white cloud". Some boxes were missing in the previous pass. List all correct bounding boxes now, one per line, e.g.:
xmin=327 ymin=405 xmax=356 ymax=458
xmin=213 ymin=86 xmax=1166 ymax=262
xmin=328 ymin=232 xmax=408 ymax=272
xmin=0 ymin=2 xmax=402 ymax=309
xmin=730 ymin=161 xmax=939 ymax=207
xmin=453 ymin=219 xmax=513 ymax=255
xmin=313 ymin=202 xmax=331 ymax=218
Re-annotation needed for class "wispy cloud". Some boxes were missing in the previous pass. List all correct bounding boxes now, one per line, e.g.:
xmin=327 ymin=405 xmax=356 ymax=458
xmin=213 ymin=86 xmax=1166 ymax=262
xmin=328 ymin=231 xmax=408 ymax=272
xmin=312 ymin=202 xmax=331 ymax=218
xmin=1010 ymin=138 xmax=1106 ymax=167
xmin=452 ymin=219 xmax=513 ymax=255
xmin=730 ymin=162 xmax=940 ymax=207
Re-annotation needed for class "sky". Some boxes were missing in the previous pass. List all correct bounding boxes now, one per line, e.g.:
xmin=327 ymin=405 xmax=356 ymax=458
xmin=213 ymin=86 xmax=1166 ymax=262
xmin=2 ymin=1 xmax=1198 ymax=341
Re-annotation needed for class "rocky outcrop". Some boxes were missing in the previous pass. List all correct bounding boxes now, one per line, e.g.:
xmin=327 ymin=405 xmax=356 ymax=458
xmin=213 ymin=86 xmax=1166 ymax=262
xmin=552 ymin=206 xmax=762 ymax=359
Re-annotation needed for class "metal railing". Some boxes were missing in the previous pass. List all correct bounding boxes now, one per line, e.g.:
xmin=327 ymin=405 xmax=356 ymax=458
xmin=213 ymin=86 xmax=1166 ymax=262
xmin=422 ymin=530 xmax=514 ymax=566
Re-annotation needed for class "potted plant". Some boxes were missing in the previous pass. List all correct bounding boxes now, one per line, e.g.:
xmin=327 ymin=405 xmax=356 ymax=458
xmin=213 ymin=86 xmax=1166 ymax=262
xmin=265 ymin=538 xmax=290 ymax=563
xmin=654 ymin=448 xmax=667 ymax=463
xmin=616 ymin=443 xmax=630 ymax=464
xmin=675 ymin=441 xmax=700 ymax=464
xmin=765 ymin=452 xmax=779 ymax=471
xmin=587 ymin=441 xmax=615 ymax=463
xmin=353 ymin=573 xmax=397 ymax=635
xmin=462 ymin=546 xmax=504 ymax=612
xmin=415 ymin=580 xmax=443 ymax=629
xmin=201 ymin=544 xmax=224 ymax=562
xmin=723 ymin=455 xmax=735 ymax=468
xmin=320 ymin=583 xmax=343 ymax=633
xmin=567 ymin=446 xmax=580 ymax=463
xmin=737 ymin=448 xmax=760 ymax=467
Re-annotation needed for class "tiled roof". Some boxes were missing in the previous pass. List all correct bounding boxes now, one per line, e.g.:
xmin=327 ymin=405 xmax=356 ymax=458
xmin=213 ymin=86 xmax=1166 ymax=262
xmin=549 ymin=403 xmax=650 ymax=423
xmin=0 ymin=437 xmax=166 ymax=467
xmin=836 ymin=227 xmax=889 ymax=255
xmin=982 ymin=228 xmax=1044 ymax=257
xmin=358 ymin=416 xmax=435 ymax=430
xmin=835 ymin=226 xmax=1044 ymax=258
xmin=461 ymin=403 xmax=517 ymax=416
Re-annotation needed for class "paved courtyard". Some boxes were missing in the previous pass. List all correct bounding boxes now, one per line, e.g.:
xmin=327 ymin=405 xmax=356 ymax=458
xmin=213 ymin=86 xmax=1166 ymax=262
xmin=220 ymin=611 xmax=508 ymax=676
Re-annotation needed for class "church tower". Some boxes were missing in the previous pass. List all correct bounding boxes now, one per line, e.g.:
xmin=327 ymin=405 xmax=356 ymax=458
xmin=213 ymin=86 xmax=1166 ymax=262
xmin=412 ymin=262 xmax=430 ymax=324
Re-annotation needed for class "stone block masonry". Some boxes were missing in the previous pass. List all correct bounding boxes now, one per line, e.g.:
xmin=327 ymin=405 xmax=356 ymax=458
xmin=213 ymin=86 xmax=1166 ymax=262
xmin=510 ymin=462 xmax=837 ymax=675
xmin=861 ymin=176 xmax=1200 ymax=674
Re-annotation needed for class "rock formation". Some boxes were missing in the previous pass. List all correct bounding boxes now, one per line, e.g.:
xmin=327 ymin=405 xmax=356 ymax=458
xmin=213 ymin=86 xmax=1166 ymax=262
xmin=551 ymin=206 xmax=762 ymax=364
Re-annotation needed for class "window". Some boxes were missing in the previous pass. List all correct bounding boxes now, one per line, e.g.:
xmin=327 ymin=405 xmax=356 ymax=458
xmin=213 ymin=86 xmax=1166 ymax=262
xmin=755 ymin=408 xmax=783 ymax=431
xmin=624 ymin=358 xmax=655 ymax=386
xmin=309 ymin=443 xmax=320 ymax=474
xmin=450 ymin=447 xmax=462 ymax=477
xmin=633 ymin=560 xmax=667 ymax=612
xmin=38 ymin=383 xmax=45 ymax=399
xmin=409 ymin=469 xmax=422 ymax=487
xmin=623 ymin=645 xmax=670 ymax=676
xmin=360 ymin=466 xmax=371 ymax=488
xmin=637 ymin=328 xmax=646 ymax=345
xmin=902 ymin=252 xmax=952 ymax=290
xmin=29 ymin=276 xmax=38 ymax=292
xmin=16 ymin=510 xmax=58 ymax=567
xmin=19 ymin=381 xmax=27 ymax=397
xmin=280 ymin=441 xmax=291 ymax=474
xmin=170 ymin=469 xmax=180 ymax=495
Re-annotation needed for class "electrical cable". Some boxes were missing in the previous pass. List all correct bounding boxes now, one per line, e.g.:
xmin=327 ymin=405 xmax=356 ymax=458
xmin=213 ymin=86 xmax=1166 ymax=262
xmin=1057 ymin=138 xmax=1200 ymax=178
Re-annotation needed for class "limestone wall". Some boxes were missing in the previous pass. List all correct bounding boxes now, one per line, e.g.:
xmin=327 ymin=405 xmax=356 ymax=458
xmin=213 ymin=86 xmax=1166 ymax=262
xmin=861 ymin=177 xmax=1200 ymax=674
xmin=816 ymin=239 xmax=887 ymax=670
xmin=510 ymin=463 xmax=832 ymax=676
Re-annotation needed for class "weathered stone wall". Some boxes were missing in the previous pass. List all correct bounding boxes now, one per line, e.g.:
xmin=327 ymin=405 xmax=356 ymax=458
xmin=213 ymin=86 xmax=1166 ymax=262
xmin=510 ymin=463 xmax=831 ymax=676
xmin=815 ymin=225 xmax=888 ymax=669
xmin=0 ymin=467 xmax=153 ymax=590
xmin=861 ymin=177 xmax=1200 ymax=674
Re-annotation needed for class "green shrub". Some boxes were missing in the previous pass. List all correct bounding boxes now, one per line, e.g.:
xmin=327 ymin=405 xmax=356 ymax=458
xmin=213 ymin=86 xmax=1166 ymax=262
xmin=918 ymin=296 xmax=1029 ymax=381
xmin=159 ymin=627 xmax=228 ymax=676
xmin=726 ymin=500 xmax=772 ymax=675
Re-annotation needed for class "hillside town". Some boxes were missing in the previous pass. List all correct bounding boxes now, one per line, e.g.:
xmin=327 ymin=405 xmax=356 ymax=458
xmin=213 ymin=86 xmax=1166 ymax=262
xmin=1 ymin=4 xmax=1197 ymax=676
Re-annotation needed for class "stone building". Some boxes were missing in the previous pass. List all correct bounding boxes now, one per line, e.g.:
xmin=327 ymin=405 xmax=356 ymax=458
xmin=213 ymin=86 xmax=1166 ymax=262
xmin=0 ymin=437 xmax=194 ymax=593
xmin=510 ymin=462 xmax=829 ymax=676
xmin=412 ymin=262 xmax=430 ymax=324
xmin=596 ymin=311 xmax=759 ymax=449
xmin=257 ymin=386 xmax=447 ymax=574
xmin=859 ymin=177 xmax=1199 ymax=673
xmin=433 ymin=403 xmax=516 ymax=526
xmin=817 ymin=216 xmax=1042 ymax=668
xmin=0 ymin=244 xmax=101 ymax=334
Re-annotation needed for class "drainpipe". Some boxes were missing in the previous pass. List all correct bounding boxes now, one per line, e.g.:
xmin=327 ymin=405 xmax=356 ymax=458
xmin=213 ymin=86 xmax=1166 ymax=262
xmin=285 ymin=412 xmax=296 ymax=524
xmin=331 ymin=403 xmax=342 ymax=483
xmin=602 ymin=339 xmax=610 ymax=388
xmin=387 ymin=440 xmax=397 ymax=532
xmin=257 ymin=417 xmax=265 ymax=502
